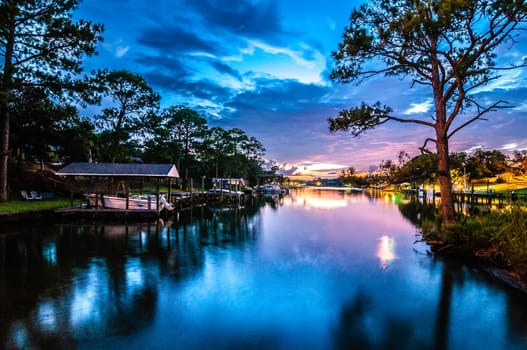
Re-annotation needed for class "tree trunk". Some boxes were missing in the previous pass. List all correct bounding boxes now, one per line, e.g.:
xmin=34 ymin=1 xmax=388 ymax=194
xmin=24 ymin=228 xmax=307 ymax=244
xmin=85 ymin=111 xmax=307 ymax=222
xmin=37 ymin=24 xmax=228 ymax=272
xmin=0 ymin=104 xmax=9 ymax=203
xmin=436 ymin=133 xmax=456 ymax=227
xmin=1 ymin=21 xmax=15 ymax=203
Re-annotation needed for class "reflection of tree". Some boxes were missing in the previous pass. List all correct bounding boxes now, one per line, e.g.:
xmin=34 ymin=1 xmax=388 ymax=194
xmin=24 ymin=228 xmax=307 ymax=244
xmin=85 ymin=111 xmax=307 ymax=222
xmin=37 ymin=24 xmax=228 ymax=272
xmin=434 ymin=263 xmax=454 ymax=350
xmin=506 ymin=291 xmax=527 ymax=342
xmin=0 ymin=223 xmax=160 ymax=348
xmin=397 ymin=196 xmax=438 ymax=227
xmin=334 ymin=260 xmax=476 ymax=349
xmin=333 ymin=291 xmax=430 ymax=349
xmin=0 ymin=203 xmax=264 ymax=348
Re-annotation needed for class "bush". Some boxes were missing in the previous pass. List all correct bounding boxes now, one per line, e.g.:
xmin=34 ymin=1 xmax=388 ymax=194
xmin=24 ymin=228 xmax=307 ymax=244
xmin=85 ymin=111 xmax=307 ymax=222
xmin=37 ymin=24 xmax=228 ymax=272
xmin=430 ymin=206 xmax=527 ymax=273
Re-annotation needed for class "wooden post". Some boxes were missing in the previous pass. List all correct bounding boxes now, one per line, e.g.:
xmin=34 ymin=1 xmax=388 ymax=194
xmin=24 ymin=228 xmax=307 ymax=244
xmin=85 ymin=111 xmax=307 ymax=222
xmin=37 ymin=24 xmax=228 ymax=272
xmin=190 ymin=178 xmax=193 ymax=208
xmin=156 ymin=178 xmax=160 ymax=212
xmin=168 ymin=178 xmax=172 ymax=204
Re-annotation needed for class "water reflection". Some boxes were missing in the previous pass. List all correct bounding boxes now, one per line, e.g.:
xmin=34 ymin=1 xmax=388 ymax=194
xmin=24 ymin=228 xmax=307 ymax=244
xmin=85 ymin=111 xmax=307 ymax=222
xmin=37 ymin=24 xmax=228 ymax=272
xmin=377 ymin=235 xmax=396 ymax=269
xmin=1 ymin=190 xmax=527 ymax=349
xmin=0 ymin=206 xmax=260 ymax=348
xmin=334 ymin=291 xmax=430 ymax=349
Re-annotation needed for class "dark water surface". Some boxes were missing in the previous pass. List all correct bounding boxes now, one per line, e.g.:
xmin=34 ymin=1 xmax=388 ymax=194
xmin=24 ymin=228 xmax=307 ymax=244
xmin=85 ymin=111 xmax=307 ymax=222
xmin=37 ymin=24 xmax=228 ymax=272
xmin=1 ymin=188 xmax=527 ymax=349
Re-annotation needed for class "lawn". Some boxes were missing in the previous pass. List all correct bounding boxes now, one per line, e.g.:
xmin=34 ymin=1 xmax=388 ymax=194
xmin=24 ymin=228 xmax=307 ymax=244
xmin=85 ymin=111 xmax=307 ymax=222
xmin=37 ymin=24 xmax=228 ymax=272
xmin=471 ymin=182 xmax=527 ymax=194
xmin=0 ymin=198 xmax=79 ymax=213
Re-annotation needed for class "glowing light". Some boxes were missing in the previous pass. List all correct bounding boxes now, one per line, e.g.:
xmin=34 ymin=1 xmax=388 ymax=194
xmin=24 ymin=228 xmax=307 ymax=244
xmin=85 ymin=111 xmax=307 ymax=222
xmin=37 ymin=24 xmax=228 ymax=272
xmin=304 ymin=198 xmax=347 ymax=209
xmin=377 ymin=235 xmax=396 ymax=269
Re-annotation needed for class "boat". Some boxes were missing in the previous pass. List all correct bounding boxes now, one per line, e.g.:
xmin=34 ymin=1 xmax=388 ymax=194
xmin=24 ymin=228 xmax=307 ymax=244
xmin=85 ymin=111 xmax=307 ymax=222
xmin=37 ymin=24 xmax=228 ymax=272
xmin=85 ymin=194 xmax=175 ymax=211
xmin=208 ymin=178 xmax=246 ymax=198
xmin=258 ymin=183 xmax=287 ymax=196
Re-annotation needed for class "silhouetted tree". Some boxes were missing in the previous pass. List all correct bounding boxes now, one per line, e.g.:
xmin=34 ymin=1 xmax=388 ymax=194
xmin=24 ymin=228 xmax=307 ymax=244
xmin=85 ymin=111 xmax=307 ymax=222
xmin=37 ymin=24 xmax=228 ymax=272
xmin=0 ymin=0 xmax=103 ymax=201
xmin=91 ymin=70 xmax=160 ymax=162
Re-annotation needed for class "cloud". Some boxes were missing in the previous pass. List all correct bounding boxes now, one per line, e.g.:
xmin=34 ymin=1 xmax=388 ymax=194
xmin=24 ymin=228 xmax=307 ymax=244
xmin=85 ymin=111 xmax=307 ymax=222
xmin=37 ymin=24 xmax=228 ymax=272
xmin=183 ymin=0 xmax=283 ymax=38
xmin=101 ymin=39 xmax=130 ymax=58
xmin=137 ymin=25 xmax=217 ymax=55
xmin=404 ymin=100 xmax=433 ymax=115
xmin=115 ymin=46 xmax=130 ymax=58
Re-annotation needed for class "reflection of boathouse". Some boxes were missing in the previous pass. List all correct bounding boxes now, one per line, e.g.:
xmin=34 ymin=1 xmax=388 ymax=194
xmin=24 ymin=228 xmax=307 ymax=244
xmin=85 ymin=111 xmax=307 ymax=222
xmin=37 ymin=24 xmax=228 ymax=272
xmin=56 ymin=162 xmax=179 ymax=216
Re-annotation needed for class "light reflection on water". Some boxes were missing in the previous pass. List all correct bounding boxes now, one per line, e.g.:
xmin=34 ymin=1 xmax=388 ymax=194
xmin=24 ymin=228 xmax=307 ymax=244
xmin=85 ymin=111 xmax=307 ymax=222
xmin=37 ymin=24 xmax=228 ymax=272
xmin=377 ymin=235 xmax=396 ymax=269
xmin=1 ymin=188 xmax=527 ymax=349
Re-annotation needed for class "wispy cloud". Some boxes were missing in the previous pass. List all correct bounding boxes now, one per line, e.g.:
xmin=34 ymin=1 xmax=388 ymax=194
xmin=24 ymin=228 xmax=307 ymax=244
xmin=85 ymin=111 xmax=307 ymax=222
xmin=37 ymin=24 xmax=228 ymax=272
xmin=404 ymin=100 xmax=433 ymax=115
xmin=102 ymin=39 xmax=130 ymax=58
xmin=115 ymin=46 xmax=130 ymax=58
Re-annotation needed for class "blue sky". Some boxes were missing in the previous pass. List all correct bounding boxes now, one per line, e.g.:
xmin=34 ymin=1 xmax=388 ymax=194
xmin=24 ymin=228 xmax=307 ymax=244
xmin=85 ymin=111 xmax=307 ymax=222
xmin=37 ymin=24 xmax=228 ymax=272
xmin=76 ymin=0 xmax=527 ymax=177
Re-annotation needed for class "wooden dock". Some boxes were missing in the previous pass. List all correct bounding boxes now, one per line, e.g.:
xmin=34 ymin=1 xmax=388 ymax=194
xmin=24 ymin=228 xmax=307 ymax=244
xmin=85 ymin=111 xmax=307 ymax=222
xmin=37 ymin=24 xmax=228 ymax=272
xmin=453 ymin=191 xmax=505 ymax=206
xmin=55 ymin=207 xmax=167 ymax=220
xmin=53 ymin=191 xmax=248 ymax=220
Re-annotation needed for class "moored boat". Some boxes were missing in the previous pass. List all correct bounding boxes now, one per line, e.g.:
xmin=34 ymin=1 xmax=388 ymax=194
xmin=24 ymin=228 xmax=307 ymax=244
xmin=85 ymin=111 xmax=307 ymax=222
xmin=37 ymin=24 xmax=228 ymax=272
xmin=85 ymin=194 xmax=175 ymax=211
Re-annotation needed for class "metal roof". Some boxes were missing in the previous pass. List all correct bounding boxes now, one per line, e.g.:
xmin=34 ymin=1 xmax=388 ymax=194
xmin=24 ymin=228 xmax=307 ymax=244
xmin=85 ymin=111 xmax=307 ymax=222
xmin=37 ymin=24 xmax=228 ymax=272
xmin=56 ymin=163 xmax=179 ymax=178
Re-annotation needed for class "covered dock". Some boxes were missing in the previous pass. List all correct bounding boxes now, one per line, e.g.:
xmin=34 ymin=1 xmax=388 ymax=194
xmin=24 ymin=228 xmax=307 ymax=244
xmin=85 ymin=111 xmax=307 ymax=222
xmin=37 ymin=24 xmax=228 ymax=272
xmin=56 ymin=162 xmax=179 ymax=216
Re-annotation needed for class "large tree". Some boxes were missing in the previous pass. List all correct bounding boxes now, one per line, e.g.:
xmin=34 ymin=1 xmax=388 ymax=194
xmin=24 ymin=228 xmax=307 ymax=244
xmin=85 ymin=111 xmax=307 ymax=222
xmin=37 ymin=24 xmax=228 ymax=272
xmin=164 ymin=105 xmax=207 ymax=186
xmin=329 ymin=0 xmax=527 ymax=226
xmin=91 ymin=70 xmax=160 ymax=162
xmin=0 ymin=0 xmax=103 ymax=201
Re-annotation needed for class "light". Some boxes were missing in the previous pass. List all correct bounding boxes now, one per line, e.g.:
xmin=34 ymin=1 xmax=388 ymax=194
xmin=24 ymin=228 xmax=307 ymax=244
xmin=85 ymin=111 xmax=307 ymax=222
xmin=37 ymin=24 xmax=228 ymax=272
xmin=377 ymin=235 xmax=396 ymax=269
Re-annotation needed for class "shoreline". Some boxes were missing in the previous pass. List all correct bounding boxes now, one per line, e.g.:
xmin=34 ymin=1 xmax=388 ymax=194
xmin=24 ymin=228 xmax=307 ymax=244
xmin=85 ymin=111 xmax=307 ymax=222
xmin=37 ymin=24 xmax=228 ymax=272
xmin=428 ymin=240 xmax=527 ymax=295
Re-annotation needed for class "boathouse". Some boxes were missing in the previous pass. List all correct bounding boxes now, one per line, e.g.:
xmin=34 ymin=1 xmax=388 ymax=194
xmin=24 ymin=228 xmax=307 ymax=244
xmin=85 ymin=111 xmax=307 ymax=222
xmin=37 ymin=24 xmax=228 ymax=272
xmin=56 ymin=162 xmax=179 ymax=213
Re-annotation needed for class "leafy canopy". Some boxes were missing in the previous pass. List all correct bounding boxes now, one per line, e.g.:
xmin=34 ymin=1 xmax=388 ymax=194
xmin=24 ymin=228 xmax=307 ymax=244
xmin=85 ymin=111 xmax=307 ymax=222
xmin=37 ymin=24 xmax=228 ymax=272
xmin=0 ymin=0 xmax=104 ymax=98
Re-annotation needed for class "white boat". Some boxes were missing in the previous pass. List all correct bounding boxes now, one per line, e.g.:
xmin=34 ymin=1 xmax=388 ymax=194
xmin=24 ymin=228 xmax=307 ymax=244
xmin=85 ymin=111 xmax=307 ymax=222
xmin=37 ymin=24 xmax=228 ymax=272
xmin=208 ymin=188 xmax=245 ymax=196
xmin=259 ymin=183 xmax=287 ymax=196
xmin=85 ymin=194 xmax=175 ymax=211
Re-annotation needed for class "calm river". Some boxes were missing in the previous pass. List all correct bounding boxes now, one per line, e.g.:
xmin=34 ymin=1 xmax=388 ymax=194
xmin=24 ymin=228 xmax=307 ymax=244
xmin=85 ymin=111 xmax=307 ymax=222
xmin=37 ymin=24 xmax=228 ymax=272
xmin=1 ymin=188 xmax=527 ymax=349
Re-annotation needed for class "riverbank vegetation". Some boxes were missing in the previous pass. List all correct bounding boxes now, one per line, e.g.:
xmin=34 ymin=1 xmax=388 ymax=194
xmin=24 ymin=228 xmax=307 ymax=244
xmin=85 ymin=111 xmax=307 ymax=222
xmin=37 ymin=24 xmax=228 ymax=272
xmin=420 ymin=205 xmax=527 ymax=278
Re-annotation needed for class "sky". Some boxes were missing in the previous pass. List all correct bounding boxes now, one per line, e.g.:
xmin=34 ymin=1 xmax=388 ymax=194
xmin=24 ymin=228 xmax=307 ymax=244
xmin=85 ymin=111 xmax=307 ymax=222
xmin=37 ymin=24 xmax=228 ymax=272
xmin=75 ymin=0 xmax=527 ymax=178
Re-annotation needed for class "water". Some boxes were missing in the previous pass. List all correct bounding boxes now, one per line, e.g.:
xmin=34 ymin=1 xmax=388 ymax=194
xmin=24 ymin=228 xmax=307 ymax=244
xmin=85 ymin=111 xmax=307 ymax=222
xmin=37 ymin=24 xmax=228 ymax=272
xmin=1 ymin=188 xmax=527 ymax=349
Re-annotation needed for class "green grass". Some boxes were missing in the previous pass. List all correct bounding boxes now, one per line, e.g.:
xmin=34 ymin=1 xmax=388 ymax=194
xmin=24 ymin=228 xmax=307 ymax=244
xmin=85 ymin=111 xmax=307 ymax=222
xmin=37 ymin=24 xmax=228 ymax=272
xmin=422 ymin=206 xmax=527 ymax=274
xmin=0 ymin=198 xmax=80 ymax=213
xmin=471 ymin=182 xmax=527 ymax=193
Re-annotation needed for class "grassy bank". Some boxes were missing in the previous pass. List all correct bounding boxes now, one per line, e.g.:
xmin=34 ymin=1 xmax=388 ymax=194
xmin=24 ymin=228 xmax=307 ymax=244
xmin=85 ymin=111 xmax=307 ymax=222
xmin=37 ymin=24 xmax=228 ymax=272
xmin=422 ymin=205 xmax=527 ymax=277
xmin=0 ymin=198 xmax=79 ymax=213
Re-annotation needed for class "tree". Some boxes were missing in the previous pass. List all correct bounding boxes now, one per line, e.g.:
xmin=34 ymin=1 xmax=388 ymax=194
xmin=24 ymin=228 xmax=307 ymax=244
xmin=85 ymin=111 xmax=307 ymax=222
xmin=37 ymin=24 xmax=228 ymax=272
xmin=141 ymin=112 xmax=178 ymax=163
xmin=0 ymin=0 xmax=103 ymax=201
xmin=329 ymin=0 xmax=527 ymax=226
xmin=511 ymin=150 xmax=527 ymax=175
xmin=164 ymin=105 xmax=207 ymax=186
xmin=57 ymin=117 xmax=97 ymax=163
xmin=394 ymin=153 xmax=438 ymax=185
xmin=10 ymin=87 xmax=80 ymax=165
xmin=91 ymin=70 xmax=160 ymax=162
xmin=202 ymin=126 xmax=230 ymax=178
xmin=465 ymin=149 xmax=508 ymax=179
xmin=340 ymin=167 xmax=357 ymax=186
xmin=228 ymin=128 xmax=249 ymax=157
